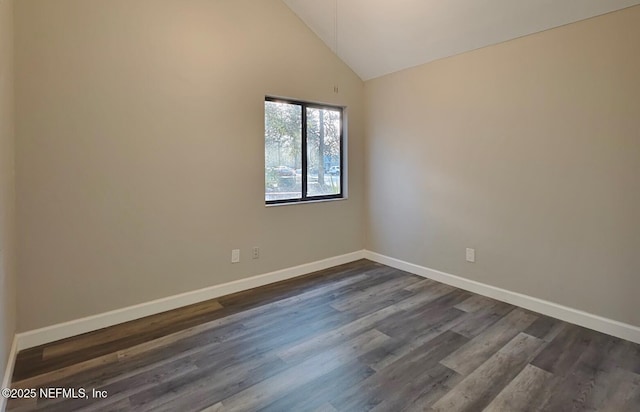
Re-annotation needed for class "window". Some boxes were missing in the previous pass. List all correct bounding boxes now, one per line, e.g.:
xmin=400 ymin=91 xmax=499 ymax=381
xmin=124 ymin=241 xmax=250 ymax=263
xmin=265 ymin=97 xmax=344 ymax=204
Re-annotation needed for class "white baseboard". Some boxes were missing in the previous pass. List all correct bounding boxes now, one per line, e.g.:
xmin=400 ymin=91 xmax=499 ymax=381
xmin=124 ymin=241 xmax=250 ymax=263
xmin=364 ymin=250 xmax=640 ymax=344
xmin=1 ymin=335 xmax=17 ymax=411
xmin=15 ymin=251 xmax=366 ymax=351
xmin=13 ymin=248 xmax=640 ymax=355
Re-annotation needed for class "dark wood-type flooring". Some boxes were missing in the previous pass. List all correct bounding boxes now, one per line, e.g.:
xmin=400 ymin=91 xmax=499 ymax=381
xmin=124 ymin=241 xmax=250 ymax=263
xmin=8 ymin=259 xmax=640 ymax=411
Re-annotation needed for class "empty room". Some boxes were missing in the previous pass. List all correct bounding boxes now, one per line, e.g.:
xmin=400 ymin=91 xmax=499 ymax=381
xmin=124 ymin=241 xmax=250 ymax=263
xmin=1 ymin=0 xmax=640 ymax=411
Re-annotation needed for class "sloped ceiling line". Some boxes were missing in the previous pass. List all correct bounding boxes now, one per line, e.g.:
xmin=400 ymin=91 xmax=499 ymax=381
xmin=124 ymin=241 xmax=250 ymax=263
xmin=283 ymin=0 xmax=640 ymax=80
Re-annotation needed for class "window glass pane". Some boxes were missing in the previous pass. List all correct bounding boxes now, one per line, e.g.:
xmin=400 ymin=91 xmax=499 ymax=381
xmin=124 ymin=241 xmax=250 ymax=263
xmin=265 ymin=101 xmax=302 ymax=201
xmin=306 ymin=107 xmax=341 ymax=197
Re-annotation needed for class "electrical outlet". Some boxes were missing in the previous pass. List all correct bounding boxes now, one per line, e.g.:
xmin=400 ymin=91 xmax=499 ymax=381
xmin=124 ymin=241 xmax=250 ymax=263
xmin=252 ymin=247 xmax=260 ymax=259
xmin=231 ymin=249 xmax=240 ymax=263
xmin=466 ymin=248 xmax=475 ymax=263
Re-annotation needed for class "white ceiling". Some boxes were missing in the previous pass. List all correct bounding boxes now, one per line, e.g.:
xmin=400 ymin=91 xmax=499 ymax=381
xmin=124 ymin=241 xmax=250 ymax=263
xmin=283 ymin=0 xmax=640 ymax=80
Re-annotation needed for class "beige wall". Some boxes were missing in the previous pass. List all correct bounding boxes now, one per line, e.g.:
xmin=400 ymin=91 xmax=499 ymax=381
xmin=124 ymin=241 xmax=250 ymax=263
xmin=13 ymin=0 xmax=640 ymax=334
xmin=15 ymin=0 xmax=364 ymax=331
xmin=365 ymin=6 xmax=640 ymax=327
xmin=0 ymin=0 xmax=16 ymax=379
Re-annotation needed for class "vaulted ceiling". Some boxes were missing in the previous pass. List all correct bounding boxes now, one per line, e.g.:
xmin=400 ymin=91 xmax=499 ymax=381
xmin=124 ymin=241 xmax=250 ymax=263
xmin=283 ymin=0 xmax=640 ymax=80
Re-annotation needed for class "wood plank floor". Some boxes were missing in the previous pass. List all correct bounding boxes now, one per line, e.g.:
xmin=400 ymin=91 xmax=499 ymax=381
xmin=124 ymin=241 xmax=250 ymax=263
xmin=7 ymin=259 xmax=640 ymax=411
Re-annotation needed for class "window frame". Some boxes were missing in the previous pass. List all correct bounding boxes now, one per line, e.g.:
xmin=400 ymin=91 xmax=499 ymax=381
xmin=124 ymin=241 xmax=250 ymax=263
xmin=265 ymin=96 xmax=345 ymax=205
